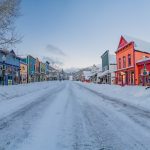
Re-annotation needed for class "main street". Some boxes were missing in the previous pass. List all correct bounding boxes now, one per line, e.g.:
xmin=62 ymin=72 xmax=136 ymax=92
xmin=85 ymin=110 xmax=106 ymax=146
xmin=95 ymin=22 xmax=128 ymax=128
xmin=0 ymin=81 xmax=150 ymax=150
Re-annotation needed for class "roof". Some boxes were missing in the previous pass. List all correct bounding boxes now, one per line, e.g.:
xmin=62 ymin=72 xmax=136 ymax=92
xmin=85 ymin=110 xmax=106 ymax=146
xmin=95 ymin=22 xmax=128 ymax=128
xmin=49 ymin=66 xmax=57 ymax=71
xmin=20 ymin=61 xmax=27 ymax=65
xmin=101 ymin=50 xmax=109 ymax=58
xmin=97 ymin=70 xmax=111 ymax=78
xmin=123 ymin=35 xmax=150 ymax=53
xmin=0 ymin=49 xmax=20 ymax=59
xmin=97 ymin=71 xmax=102 ymax=77
xmin=82 ymin=71 xmax=92 ymax=79
xmin=136 ymin=57 xmax=150 ymax=64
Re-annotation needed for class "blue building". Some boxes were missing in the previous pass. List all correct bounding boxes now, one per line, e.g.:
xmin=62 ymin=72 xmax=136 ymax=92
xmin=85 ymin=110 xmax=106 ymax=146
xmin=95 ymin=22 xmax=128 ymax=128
xmin=0 ymin=49 xmax=20 ymax=85
xmin=22 ymin=55 xmax=36 ymax=83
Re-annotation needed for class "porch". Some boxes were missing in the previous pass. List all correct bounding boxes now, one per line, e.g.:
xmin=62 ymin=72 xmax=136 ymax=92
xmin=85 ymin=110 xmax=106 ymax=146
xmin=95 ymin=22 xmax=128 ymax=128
xmin=115 ymin=68 xmax=135 ymax=85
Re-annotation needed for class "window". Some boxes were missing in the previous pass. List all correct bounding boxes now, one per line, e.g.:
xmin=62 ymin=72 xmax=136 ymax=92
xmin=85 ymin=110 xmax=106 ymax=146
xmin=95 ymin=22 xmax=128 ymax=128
xmin=128 ymin=54 xmax=131 ymax=67
xmin=8 ymin=76 xmax=12 ymax=80
xmin=123 ymin=56 xmax=126 ymax=68
xmin=119 ymin=58 xmax=121 ymax=69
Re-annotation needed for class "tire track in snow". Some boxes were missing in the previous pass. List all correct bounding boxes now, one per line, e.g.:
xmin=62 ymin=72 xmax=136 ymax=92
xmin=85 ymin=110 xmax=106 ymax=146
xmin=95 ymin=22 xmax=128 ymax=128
xmin=0 ymin=84 xmax=65 ymax=150
xmin=75 ymin=83 xmax=150 ymax=149
xmin=76 ymin=83 xmax=150 ymax=130
xmin=59 ymin=83 xmax=105 ymax=150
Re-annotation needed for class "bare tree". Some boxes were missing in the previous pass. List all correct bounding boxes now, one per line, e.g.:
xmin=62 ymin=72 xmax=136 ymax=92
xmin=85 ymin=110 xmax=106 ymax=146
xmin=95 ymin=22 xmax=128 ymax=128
xmin=0 ymin=0 xmax=21 ymax=48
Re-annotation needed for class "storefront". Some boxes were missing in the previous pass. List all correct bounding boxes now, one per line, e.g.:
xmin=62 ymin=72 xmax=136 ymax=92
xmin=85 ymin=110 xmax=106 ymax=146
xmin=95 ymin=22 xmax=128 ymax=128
xmin=137 ymin=59 xmax=150 ymax=86
xmin=115 ymin=67 xmax=135 ymax=86
xmin=40 ymin=62 xmax=46 ymax=81
xmin=35 ymin=58 xmax=40 ymax=82
xmin=100 ymin=50 xmax=116 ymax=85
xmin=115 ymin=35 xmax=150 ymax=86
xmin=22 ymin=55 xmax=36 ymax=83
xmin=20 ymin=61 xmax=27 ymax=84
xmin=0 ymin=50 xmax=20 ymax=85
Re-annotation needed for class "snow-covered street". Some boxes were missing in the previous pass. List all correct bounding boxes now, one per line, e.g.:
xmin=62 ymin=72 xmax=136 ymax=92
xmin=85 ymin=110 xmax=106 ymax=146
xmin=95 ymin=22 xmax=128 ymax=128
xmin=1 ymin=81 xmax=150 ymax=150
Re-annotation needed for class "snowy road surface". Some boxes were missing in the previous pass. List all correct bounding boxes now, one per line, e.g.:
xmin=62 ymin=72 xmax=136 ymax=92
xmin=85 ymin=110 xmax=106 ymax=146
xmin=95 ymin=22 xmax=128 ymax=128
xmin=1 ymin=81 xmax=150 ymax=150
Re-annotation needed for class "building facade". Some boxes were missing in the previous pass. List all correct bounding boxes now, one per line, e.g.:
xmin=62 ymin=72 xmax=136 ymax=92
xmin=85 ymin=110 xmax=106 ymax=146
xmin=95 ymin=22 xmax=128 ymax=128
xmin=0 ymin=49 xmax=20 ymax=85
xmin=90 ymin=65 xmax=100 ymax=83
xmin=115 ymin=35 xmax=150 ymax=86
xmin=35 ymin=58 xmax=40 ymax=82
xmin=40 ymin=62 xmax=46 ymax=81
xmin=20 ymin=60 xmax=27 ymax=84
xmin=49 ymin=66 xmax=59 ymax=80
xmin=136 ymin=58 xmax=150 ymax=86
xmin=45 ymin=61 xmax=50 ymax=81
xmin=22 ymin=55 xmax=36 ymax=83
xmin=98 ymin=50 xmax=116 ymax=84
xmin=81 ymin=71 xmax=91 ymax=82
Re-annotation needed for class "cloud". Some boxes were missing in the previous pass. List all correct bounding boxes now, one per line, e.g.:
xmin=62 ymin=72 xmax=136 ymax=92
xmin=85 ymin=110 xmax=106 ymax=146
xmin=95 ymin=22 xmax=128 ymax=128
xmin=46 ymin=44 xmax=66 ymax=57
xmin=43 ymin=56 xmax=64 ymax=67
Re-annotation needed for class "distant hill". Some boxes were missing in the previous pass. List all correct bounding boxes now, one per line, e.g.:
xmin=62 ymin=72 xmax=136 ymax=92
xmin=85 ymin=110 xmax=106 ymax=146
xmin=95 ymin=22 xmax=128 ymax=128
xmin=65 ymin=64 xmax=101 ymax=74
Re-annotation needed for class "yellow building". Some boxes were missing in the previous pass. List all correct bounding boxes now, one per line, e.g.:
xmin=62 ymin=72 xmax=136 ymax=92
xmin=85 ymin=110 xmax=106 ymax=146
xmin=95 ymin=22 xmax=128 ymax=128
xmin=20 ymin=61 xmax=28 ymax=83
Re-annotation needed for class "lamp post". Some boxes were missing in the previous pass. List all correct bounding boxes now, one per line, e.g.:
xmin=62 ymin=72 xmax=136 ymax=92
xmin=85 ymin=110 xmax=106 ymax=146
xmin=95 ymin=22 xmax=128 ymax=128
xmin=2 ymin=55 xmax=6 ymax=85
xmin=143 ymin=63 xmax=147 ymax=86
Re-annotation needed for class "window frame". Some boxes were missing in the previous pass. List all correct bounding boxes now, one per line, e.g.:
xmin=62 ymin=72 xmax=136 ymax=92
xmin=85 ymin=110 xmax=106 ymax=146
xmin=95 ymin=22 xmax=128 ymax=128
xmin=118 ymin=58 xmax=121 ymax=69
xmin=128 ymin=54 xmax=131 ymax=67
xmin=123 ymin=56 xmax=126 ymax=68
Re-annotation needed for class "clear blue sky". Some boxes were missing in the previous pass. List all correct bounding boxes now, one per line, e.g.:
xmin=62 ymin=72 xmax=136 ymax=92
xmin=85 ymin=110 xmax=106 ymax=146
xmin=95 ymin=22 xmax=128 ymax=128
xmin=15 ymin=0 xmax=150 ymax=69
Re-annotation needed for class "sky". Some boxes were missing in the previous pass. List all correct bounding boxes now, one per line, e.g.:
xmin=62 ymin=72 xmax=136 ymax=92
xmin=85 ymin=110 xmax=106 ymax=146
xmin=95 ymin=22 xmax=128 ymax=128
xmin=15 ymin=0 xmax=150 ymax=69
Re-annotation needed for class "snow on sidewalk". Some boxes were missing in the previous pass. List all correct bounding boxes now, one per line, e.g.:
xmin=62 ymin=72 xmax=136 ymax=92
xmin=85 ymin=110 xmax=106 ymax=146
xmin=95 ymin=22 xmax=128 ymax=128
xmin=77 ymin=82 xmax=150 ymax=111
xmin=0 ymin=81 xmax=59 ymax=101
xmin=0 ymin=81 xmax=62 ymax=119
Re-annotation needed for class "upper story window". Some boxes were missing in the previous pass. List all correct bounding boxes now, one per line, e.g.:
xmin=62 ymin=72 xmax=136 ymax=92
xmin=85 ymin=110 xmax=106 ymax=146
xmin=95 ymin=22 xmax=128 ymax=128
xmin=128 ymin=54 xmax=131 ymax=67
xmin=123 ymin=56 xmax=126 ymax=68
xmin=119 ymin=58 xmax=121 ymax=69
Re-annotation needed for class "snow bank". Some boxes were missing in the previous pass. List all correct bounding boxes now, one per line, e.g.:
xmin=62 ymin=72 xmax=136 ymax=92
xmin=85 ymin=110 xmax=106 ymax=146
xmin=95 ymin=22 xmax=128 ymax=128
xmin=0 ymin=81 xmax=61 ymax=119
xmin=77 ymin=82 xmax=150 ymax=110
xmin=0 ymin=81 xmax=57 ymax=101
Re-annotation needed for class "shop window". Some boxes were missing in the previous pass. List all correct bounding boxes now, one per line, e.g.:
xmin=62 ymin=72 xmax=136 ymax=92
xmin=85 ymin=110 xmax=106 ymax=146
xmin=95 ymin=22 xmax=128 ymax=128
xmin=128 ymin=54 xmax=131 ymax=66
xmin=123 ymin=56 xmax=126 ymax=68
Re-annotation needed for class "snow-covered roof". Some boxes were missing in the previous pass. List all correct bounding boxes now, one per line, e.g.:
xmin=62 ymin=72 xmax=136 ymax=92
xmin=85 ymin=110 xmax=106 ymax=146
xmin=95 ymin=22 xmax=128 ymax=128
xmin=97 ymin=71 xmax=102 ymax=77
xmin=82 ymin=71 xmax=92 ymax=79
xmin=109 ymin=54 xmax=116 ymax=64
xmin=98 ymin=69 xmax=115 ymax=78
xmin=123 ymin=35 xmax=150 ymax=53
xmin=136 ymin=57 xmax=150 ymax=63
xmin=83 ymin=71 xmax=91 ymax=76
xmin=98 ymin=70 xmax=110 ymax=77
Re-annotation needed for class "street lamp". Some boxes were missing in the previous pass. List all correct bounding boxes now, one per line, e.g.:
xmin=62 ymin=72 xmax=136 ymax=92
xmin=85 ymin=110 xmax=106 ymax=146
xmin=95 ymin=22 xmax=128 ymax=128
xmin=143 ymin=63 xmax=147 ymax=86
xmin=2 ymin=55 xmax=6 ymax=85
